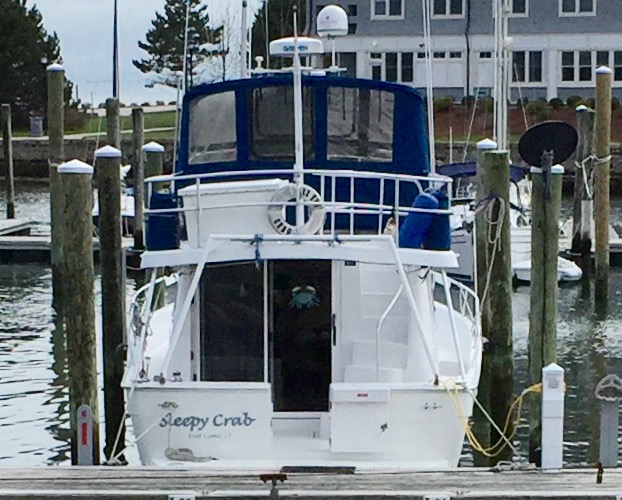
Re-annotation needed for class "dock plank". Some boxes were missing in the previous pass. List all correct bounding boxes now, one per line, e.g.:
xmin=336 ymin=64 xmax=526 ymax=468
xmin=0 ymin=467 xmax=620 ymax=499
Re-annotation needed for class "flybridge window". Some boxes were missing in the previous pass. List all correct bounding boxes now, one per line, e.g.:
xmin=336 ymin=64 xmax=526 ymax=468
xmin=188 ymin=92 xmax=237 ymax=164
xmin=249 ymin=86 xmax=315 ymax=161
xmin=327 ymin=87 xmax=394 ymax=162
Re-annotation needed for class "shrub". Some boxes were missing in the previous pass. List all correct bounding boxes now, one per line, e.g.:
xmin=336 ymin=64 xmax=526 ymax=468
xmin=141 ymin=101 xmax=150 ymax=107
xmin=612 ymin=97 xmax=620 ymax=111
xmin=526 ymin=99 xmax=550 ymax=122
xmin=482 ymin=96 xmax=495 ymax=113
xmin=549 ymin=97 xmax=564 ymax=109
xmin=566 ymin=95 xmax=584 ymax=108
xmin=462 ymin=95 xmax=475 ymax=108
xmin=155 ymin=100 xmax=165 ymax=106
xmin=584 ymin=97 xmax=596 ymax=109
xmin=516 ymin=97 xmax=529 ymax=107
xmin=168 ymin=100 xmax=177 ymax=105
xmin=64 ymin=108 xmax=89 ymax=131
xmin=433 ymin=96 xmax=454 ymax=113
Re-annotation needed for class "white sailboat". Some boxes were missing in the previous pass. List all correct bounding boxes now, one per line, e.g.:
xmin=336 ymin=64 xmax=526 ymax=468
xmin=116 ymin=6 xmax=484 ymax=469
xmin=443 ymin=0 xmax=581 ymax=283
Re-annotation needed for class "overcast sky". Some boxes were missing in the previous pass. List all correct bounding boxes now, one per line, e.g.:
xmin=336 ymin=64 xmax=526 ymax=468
xmin=27 ymin=0 xmax=263 ymax=106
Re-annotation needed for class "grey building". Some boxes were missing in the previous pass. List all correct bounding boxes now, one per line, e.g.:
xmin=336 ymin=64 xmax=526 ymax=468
xmin=309 ymin=0 xmax=622 ymax=101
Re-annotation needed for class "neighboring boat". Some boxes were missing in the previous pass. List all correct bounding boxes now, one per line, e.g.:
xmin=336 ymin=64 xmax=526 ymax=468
xmin=120 ymin=9 xmax=483 ymax=470
xmin=439 ymin=161 xmax=582 ymax=283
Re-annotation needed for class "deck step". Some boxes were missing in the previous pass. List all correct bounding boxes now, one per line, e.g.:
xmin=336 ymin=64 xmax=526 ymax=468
xmin=351 ymin=340 xmax=408 ymax=369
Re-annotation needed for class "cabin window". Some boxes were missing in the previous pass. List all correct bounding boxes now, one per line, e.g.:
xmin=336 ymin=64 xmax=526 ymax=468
xmin=327 ymin=87 xmax=394 ymax=163
xmin=188 ymin=91 xmax=237 ymax=164
xmin=248 ymin=86 xmax=315 ymax=161
xmin=200 ymin=262 xmax=264 ymax=382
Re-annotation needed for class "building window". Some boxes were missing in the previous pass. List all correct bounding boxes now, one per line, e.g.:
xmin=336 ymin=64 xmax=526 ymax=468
xmin=479 ymin=51 xmax=492 ymax=59
xmin=402 ymin=52 xmax=414 ymax=82
xmin=372 ymin=0 xmax=404 ymax=18
xmin=417 ymin=52 xmax=427 ymax=59
xmin=512 ymin=52 xmax=526 ymax=82
xmin=529 ymin=51 xmax=542 ymax=82
xmin=560 ymin=0 xmax=595 ymax=15
xmin=348 ymin=23 xmax=357 ymax=34
xmin=433 ymin=52 xmax=446 ymax=59
xmin=579 ymin=51 xmax=592 ymax=81
xmin=449 ymin=51 xmax=462 ymax=59
xmin=561 ymin=51 xmax=575 ymax=81
xmin=596 ymin=51 xmax=610 ymax=67
xmin=511 ymin=0 xmax=528 ymax=14
xmin=615 ymin=52 xmax=622 ymax=81
xmin=433 ymin=0 xmax=464 ymax=17
xmin=386 ymin=53 xmax=398 ymax=82
xmin=347 ymin=4 xmax=358 ymax=16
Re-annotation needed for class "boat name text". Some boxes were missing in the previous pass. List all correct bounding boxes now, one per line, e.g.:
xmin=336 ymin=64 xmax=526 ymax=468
xmin=159 ymin=412 xmax=256 ymax=431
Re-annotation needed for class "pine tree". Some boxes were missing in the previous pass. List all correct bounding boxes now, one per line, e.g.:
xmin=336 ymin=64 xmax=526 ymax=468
xmin=0 ymin=0 xmax=71 ymax=128
xmin=133 ymin=0 xmax=223 ymax=89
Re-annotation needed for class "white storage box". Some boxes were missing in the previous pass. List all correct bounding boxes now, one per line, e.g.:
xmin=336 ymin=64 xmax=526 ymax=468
xmin=178 ymin=178 xmax=289 ymax=247
xmin=329 ymin=384 xmax=390 ymax=454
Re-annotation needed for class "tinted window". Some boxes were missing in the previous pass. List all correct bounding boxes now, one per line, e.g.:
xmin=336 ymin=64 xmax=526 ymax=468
xmin=249 ymin=86 xmax=315 ymax=161
xmin=188 ymin=91 xmax=237 ymax=164
xmin=327 ymin=87 xmax=394 ymax=162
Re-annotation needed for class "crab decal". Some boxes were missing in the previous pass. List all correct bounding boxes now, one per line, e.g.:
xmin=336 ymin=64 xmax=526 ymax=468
xmin=289 ymin=285 xmax=320 ymax=309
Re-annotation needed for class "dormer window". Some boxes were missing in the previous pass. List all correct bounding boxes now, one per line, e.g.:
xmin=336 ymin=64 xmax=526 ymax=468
xmin=371 ymin=0 xmax=404 ymax=19
xmin=559 ymin=0 xmax=595 ymax=16
xmin=433 ymin=0 xmax=465 ymax=17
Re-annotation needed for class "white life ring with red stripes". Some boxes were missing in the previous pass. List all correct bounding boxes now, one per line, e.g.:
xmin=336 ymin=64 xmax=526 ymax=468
xmin=267 ymin=183 xmax=326 ymax=235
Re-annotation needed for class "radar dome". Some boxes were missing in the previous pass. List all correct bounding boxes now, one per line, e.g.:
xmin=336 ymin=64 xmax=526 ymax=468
xmin=317 ymin=5 xmax=348 ymax=38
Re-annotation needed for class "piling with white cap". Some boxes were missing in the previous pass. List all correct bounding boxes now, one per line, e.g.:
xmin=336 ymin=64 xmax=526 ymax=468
xmin=541 ymin=363 xmax=565 ymax=471
xmin=94 ymin=145 xmax=126 ymax=462
xmin=58 ymin=159 xmax=100 ymax=465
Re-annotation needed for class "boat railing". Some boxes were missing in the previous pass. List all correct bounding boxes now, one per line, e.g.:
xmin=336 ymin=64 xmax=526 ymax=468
xmin=144 ymin=168 xmax=453 ymax=245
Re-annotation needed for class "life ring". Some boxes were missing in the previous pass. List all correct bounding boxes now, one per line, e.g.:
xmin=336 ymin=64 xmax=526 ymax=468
xmin=267 ymin=183 xmax=326 ymax=235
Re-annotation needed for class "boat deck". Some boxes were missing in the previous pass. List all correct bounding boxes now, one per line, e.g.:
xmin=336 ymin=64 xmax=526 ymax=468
xmin=0 ymin=466 xmax=620 ymax=499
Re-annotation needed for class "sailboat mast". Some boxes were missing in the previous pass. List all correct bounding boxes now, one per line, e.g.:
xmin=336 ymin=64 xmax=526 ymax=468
xmin=493 ymin=0 xmax=509 ymax=150
xmin=113 ymin=0 xmax=119 ymax=99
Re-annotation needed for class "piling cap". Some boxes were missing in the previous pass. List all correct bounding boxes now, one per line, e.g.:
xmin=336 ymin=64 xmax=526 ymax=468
xmin=575 ymin=104 xmax=589 ymax=112
xmin=47 ymin=63 xmax=64 ymax=72
xmin=596 ymin=66 xmax=613 ymax=75
xmin=143 ymin=141 xmax=165 ymax=153
xmin=95 ymin=145 xmax=122 ymax=158
xmin=58 ymin=159 xmax=94 ymax=175
xmin=551 ymin=165 xmax=565 ymax=174
xmin=543 ymin=363 xmax=564 ymax=375
xmin=477 ymin=138 xmax=497 ymax=150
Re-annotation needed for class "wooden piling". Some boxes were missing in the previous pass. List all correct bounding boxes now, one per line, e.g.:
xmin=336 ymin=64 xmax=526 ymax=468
xmin=571 ymin=105 xmax=595 ymax=263
xmin=481 ymin=149 xmax=514 ymax=464
xmin=594 ymin=66 xmax=612 ymax=300
xmin=1 ymin=104 xmax=16 ymax=219
xmin=132 ymin=108 xmax=145 ymax=250
xmin=47 ymin=63 xmax=66 ymax=313
xmin=95 ymin=145 xmax=126 ymax=463
xmin=144 ymin=141 xmax=165 ymax=179
xmin=528 ymin=158 xmax=563 ymax=465
xmin=473 ymin=138 xmax=497 ymax=466
xmin=58 ymin=159 xmax=99 ymax=465
xmin=106 ymin=98 xmax=121 ymax=150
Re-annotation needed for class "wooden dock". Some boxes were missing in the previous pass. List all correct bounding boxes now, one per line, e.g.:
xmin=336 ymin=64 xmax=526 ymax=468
xmin=0 ymin=467 xmax=621 ymax=499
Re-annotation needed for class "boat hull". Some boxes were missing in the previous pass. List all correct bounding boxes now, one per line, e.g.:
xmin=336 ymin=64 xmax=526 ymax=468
xmin=125 ymin=382 xmax=474 ymax=469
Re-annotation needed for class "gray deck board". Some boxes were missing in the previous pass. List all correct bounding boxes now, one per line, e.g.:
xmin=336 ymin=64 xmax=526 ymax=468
xmin=0 ymin=467 xmax=620 ymax=499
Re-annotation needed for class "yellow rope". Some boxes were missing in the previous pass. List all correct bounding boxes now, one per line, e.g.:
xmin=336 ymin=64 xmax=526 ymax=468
xmin=445 ymin=382 xmax=543 ymax=458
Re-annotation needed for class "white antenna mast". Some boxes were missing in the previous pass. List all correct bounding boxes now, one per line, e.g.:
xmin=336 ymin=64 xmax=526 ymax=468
xmin=292 ymin=6 xmax=306 ymax=230
xmin=422 ymin=0 xmax=436 ymax=172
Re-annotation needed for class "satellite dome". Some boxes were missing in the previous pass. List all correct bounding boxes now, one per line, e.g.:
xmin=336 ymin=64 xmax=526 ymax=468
xmin=317 ymin=5 xmax=348 ymax=38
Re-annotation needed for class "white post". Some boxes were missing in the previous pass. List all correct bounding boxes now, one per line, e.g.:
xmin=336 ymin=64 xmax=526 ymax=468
xmin=292 ymin=8 xmax=305 ymax=230
xmin=241 ymin=0 xmax=249 ymax=78
xmin=541 ymin=363 xmax=565 ymax=471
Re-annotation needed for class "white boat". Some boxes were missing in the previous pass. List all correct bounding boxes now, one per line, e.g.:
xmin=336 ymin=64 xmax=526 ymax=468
xmin=440 ymin=161 xmax=582 ymax=283
xmin=119 ymin=8 xmax=483 ymax=470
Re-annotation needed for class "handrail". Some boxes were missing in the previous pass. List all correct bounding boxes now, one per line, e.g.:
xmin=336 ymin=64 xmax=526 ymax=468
xmin=440 ymin=270 xmax=467 ymax=380
xmin=386 ymin=237 xmax=439 ymax=383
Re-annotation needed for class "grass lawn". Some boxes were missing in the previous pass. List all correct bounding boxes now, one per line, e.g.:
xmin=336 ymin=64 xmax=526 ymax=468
xmin=79 ymin=111 xmax=177 ymax=134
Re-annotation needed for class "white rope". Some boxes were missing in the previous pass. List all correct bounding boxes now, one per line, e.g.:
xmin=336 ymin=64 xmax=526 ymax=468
xmin=477 ymin=196 xmax=506 ymax=308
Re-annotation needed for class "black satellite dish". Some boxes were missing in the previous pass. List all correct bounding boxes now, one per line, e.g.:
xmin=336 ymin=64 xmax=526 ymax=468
xmin=518 ymin=121 xmax=578 ymax=167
